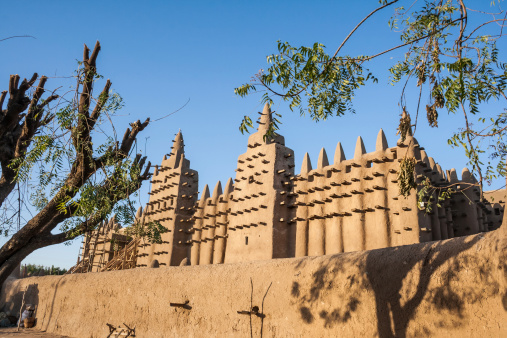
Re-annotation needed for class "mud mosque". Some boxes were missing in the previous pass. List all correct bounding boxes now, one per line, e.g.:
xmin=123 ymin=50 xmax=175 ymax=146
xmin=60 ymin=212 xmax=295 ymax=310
xmin=70 ymin=104 xmax=504 ymax=273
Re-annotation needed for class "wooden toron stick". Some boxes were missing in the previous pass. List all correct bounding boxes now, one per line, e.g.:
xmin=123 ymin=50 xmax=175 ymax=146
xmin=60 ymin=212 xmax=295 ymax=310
xmin=17 ymin=285 xmax=28 ymax=331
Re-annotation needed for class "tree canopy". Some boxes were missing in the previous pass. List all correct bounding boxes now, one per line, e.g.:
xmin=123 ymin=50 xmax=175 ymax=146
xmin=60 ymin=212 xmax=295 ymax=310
xmin=235 ymin=0 xmax=507 ymax=199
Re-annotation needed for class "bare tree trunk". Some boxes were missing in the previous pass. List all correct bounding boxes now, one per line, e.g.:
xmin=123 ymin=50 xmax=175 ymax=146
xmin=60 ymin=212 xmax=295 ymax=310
xmin=0 ymin=231 xmax=66 ymax=285
xmin=0 ymin=41 xmax=151 ymax=287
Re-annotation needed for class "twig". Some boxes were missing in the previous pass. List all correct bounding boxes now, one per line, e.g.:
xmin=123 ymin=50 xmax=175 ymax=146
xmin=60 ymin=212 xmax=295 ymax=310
xmin=0 ymin=35 xmax=36 ymax=42
xmin=17 ymin=286 xmax=28 ymax=331
xmin=331 ymin=0 xmax=399 ymax=60
xmin=153 ymin=98 xmax=190 ymax=122
xmin=260 ymin=282 xmax=273 ymax=338
xmin=249 ymin=278 xmax=253 ymax=338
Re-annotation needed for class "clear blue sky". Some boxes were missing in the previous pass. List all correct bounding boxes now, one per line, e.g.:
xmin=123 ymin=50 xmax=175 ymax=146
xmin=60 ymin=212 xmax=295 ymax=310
xmin=1 ymin=0 xmax=504 ymax=269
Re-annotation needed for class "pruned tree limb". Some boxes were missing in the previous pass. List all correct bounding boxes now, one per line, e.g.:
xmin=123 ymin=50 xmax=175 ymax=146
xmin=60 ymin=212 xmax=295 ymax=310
xmin=0 ymin=41 xmax=152 ymax=286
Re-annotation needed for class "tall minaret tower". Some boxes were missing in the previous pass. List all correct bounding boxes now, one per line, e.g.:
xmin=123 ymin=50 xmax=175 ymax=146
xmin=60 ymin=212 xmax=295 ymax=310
xmin=136 ymin=131 xmax=199 ymax=267
xmin=224 ymin=103 xmax=295 ymax=264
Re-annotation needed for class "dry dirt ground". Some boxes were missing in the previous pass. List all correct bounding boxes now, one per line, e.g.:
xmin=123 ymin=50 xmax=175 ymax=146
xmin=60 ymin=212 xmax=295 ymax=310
xmin=0 ymin=327 xmax=69 ymax=337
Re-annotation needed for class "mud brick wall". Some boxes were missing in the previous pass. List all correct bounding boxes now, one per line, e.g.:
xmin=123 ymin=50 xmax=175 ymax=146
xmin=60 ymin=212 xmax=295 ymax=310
xmin=2 ymin=225 xmax=506 ymax=338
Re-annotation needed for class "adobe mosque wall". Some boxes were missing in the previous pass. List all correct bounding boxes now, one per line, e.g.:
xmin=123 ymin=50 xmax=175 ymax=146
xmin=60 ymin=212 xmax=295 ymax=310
xmin=2 ymin=103 xmax=506 ymax=337
xmin=130 ymin=103 xmax=502 ymax=267
xmin=136 ymin=130 xmax=199 ymax=268
xmin=2 ymin=223 xmax=506 ymax=337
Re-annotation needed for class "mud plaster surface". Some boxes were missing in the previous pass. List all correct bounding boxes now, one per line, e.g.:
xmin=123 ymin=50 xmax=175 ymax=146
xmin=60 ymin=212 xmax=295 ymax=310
xmin=2 ymin=226 xmax=506 ymax=338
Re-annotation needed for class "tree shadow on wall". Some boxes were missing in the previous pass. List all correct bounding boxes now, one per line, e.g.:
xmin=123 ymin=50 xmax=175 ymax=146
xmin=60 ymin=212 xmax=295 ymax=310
xmin=291 ymin=232 xmax=505 ymax=337
xmin=366 ymin=235 xmax=484 ymax=337
xmin=39 ymin=277 xmax=66 ymax=332
xmin=291 ymin=253 xmax=369 ymax=327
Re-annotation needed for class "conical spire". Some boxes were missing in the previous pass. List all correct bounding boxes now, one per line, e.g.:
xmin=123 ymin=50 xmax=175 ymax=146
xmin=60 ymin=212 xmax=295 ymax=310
xmin=199 ymin=184 xmax=210 ymax=207
xmin=301 ymin=152 xmax=312 ymax=175
xmin=334 ymin=142 xmax=346 ymax=164
xmin=141 ymin=206 xmax=148 ymax=223
xmin=375 ymin=129 xmax=388 ymax=151
xmin=258 ymin=103 xmax=272 ymax=133
xmin=223 ymin=177 xmax=234 ymax=195
xmin=172 ymin=130 xmax=184 ymax=154
xmin=109 ymin=215 xmax=118 ymax=231
xmin=428 ymin=157 xmax=436 ymax=171
xmin=248 ymin=102 xmax=285 ymax=145
xmin=420 ymin=150 xmax=430 ymax=167
xmin=135 ymin=206 xmax=143 ymax=220
xmin=436 ymin=164 xmax=444 ymax=180
xmin=211 ymin=181 xmax=223 ymax=201
xmin=354 ymin=136 xmax=366 ymax=159
xmin=448 ymin=168 xmax=458 ymax=183
xmin=167 ymin=130 xmax=185 ymax=168
xmin=401 ymin=109 xmax=413 ymax=137
xmin=317 ymin=148 xmax=329 ymax=169
xmin=461 ymin=167 xmax=473 ymax=182
xmin=471 ymin=172 xmax=478 ymax=183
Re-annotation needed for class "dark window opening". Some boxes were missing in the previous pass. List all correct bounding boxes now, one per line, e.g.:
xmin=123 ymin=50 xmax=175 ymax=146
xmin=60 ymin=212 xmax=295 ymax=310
xmin=495 ymin=208 xmax=500 ymax=215
xmin=366 ymin=161 xmax=372 ymax=168
xmin=245 ymin=236 xmax=249 ymax=245
xmin=248 ymin=175 xmax=255 ymax=183
xmin=346 ymin=165 xmax=351 ymax=173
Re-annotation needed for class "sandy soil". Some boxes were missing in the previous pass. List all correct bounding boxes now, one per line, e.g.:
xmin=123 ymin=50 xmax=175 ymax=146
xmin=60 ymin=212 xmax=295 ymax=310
xmin=0 ymin=327 xmax=70 ymax=337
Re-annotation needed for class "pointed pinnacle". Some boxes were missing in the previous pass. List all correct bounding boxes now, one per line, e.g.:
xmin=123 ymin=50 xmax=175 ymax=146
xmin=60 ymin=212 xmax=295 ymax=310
xmin=135 ymin=207 xmax=143 ymax=219
xmin=212 ymin=181 xmax=223 ymax=200
xmin=354 ymin=136 xmax=366 ymax=160
xmin=428 ymin=157 xmax=436 ymax=171
xmin=420 ymin=150 xmax=430 ymax=167
xmin=108 ymin=215 xmax=116 ymax=230
xmin=172 ymin=130 xmax=184 ymax=154
xmin=334 ymin=142 xmax=346 ymax=164
xmin=317 ymin=148 xmax=329 ymax=169
xmin=224 ymin=178 xmax=234 ymax=195
xmin=401 ymin=109 xmax=413 ymax=137
xmin=471 ymin=173 xmax=478 ymax=183
xmin=461 ymin=167 xmax=473 ymax=182
xmin=258 ymin=102 xmax=271 ymax=132
xmin=448 ymin=168 xmax=458 ymax=183
xmin=436 ymin=164 xmax=444 ymax=179
xmin=301 ymin=152 xmax=312 ymax=175
xmin=199 ymin=184 xmax=210 ymax=206
xmin=375 ymin=129 xmax=388 ymax=151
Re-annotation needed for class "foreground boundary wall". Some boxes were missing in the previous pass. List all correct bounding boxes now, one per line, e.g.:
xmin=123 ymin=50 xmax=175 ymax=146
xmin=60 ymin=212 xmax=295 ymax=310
xmin=2 ymin=225 xmax=506 ymax=337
